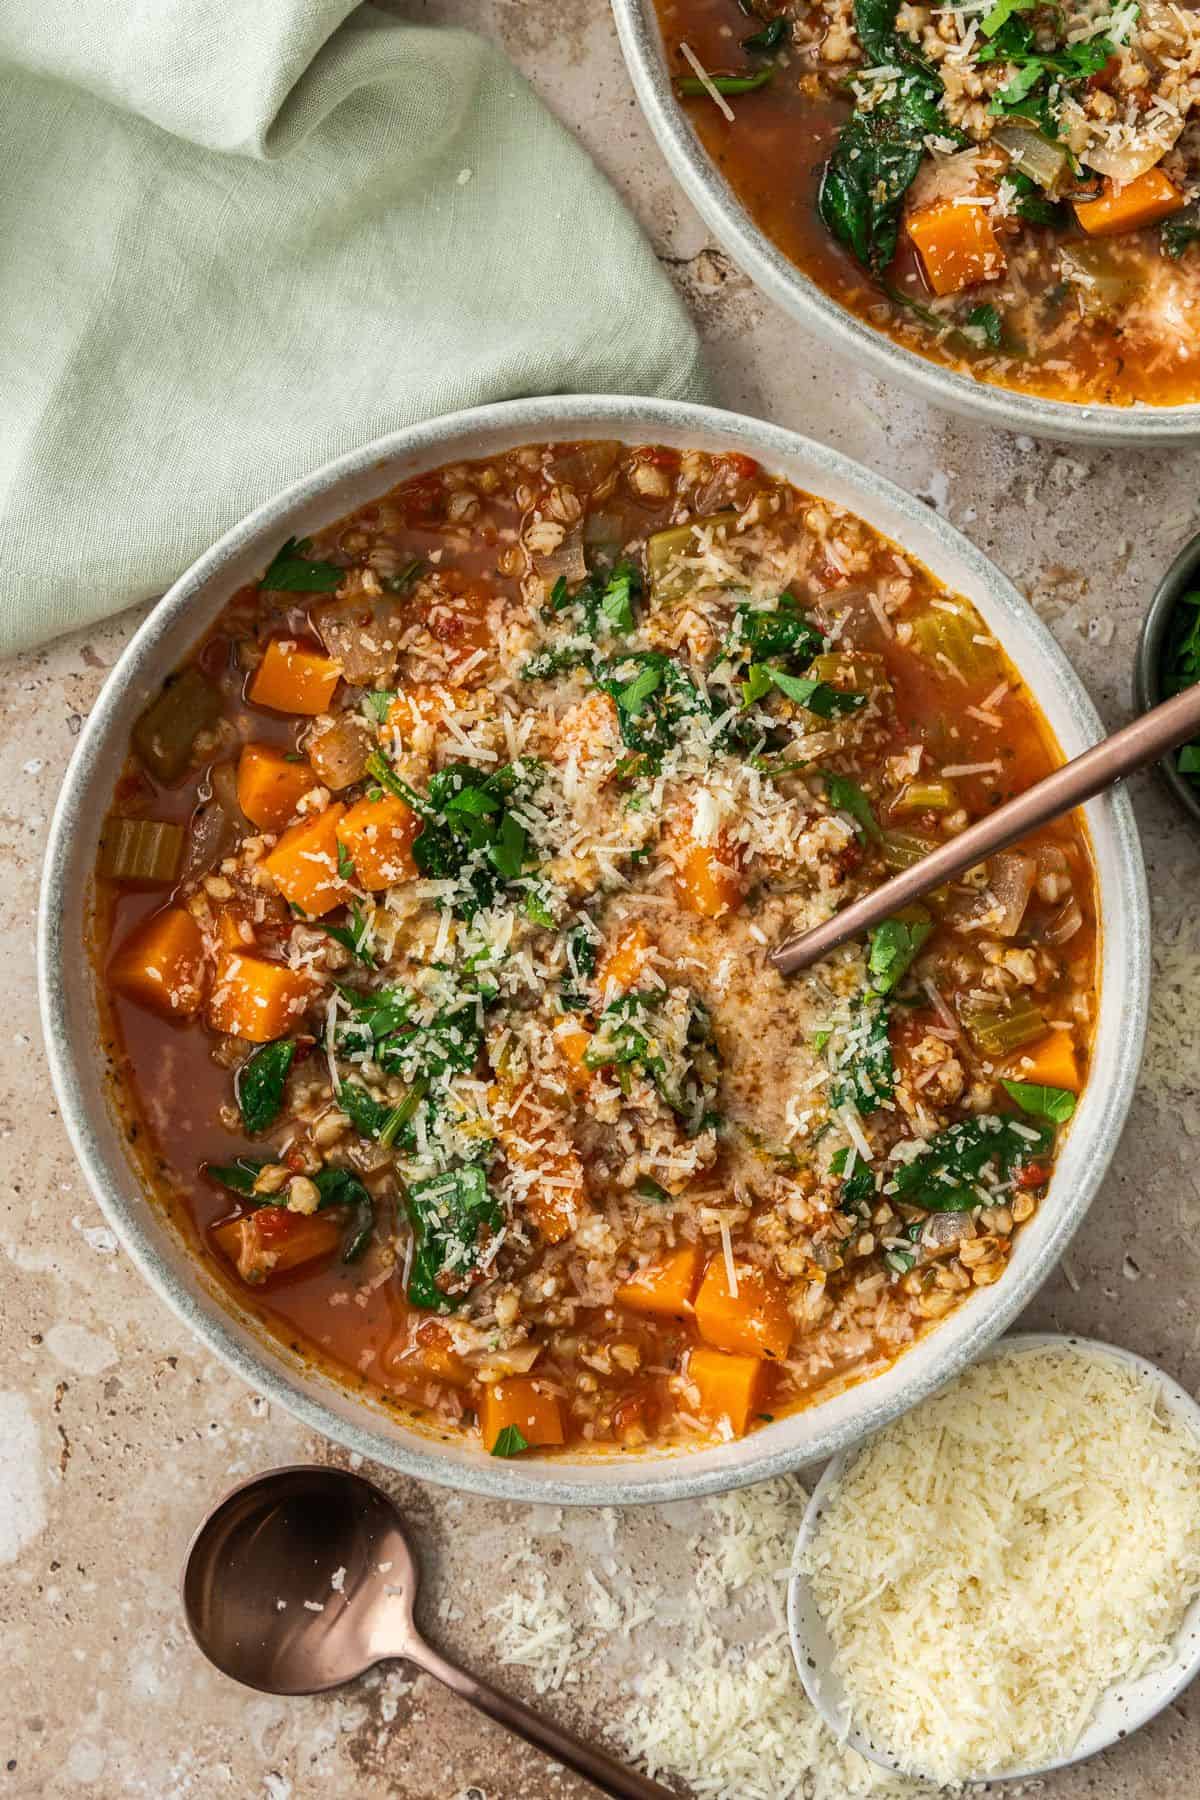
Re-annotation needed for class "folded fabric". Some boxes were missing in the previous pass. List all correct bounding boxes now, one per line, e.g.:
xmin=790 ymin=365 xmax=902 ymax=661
xmin=0 ymin=0 xmax=707 ymax=655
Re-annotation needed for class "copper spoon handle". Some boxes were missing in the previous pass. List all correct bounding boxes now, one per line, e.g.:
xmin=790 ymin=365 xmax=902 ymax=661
xmin=772 ymin=681 xmax=1200 ymax=977
xmin=404 ymin=1631 xmax=675 ymax=1800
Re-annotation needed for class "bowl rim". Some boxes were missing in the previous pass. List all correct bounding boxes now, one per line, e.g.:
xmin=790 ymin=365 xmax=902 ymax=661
xmin=38 ymin=392 xmax=1148 ymax=1505
xmin=1133 ymin=527 xmax=1200 ymax=825
xmin=609 ymin=0 xmax=1200 ymax=446
xmin=787 ymin=1331 xmax=1200 ymax=1784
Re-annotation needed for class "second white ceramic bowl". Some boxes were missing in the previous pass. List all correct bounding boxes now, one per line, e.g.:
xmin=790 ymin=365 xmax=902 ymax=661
xmin=611 ymin=0 xmax=1200 ymax=445
xmin=788 ymin=1332 xmax=1200 ymax=1784
xmin=39 ymin=394 xmax=1148 ymax=1505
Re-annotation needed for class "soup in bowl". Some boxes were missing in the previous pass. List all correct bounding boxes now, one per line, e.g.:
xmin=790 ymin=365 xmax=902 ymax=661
xmin=40 ymin=397 xmax=1147 ymax=1501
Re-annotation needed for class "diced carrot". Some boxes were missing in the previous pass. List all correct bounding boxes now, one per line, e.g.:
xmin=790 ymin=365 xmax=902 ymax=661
xmin=110 ymin=907 xmax=206 ymax=1019
xmin=908 ymin=198 xmax=1006 ymax=297
xmin=694 ymin=1254 xmax=793 ymax=1361
xmin=236 ymin=742 xmax=317 ymax=831
xmin=478 ymin=1376 xmax=565 ymax=1453
xmin=494 ymin=1083 xmax=588 ymax=1245
xmin=616 ymin=1242 xmax=702 ymax=1318
xmin=262 ymin=803 xmax=349 ymax=917
xmin=553 ymin=1019 xmax=593 ymax=1095
xmin=249 ymin=639 xmax=342 ymax=715
xmin=409 ymin=1322 xmax=473 ymax=1389
xmin=1003 ymin=1025 xmax=1079 ymax=1093
xmin=674 ymin=835 xmax=743 ymax=919
xmin=686 ymin=1346 xmax=763 ymax=1437
xmin=212 ymin=1207 xmax=340 ymax=1284
xmin=207 ymin=952 xmax=315 ymax=1042
xmin=1074 ymin=169 xmax=1183 ymax=237
xmin=598 ymin=921 xmax=653 ymax=992
xmin=338 ymin=794 xmax=419 ymax=890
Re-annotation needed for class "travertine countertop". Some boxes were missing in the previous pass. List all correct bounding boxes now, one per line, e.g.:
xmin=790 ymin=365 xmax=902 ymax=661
xmin=5 ymin=3 xmax=1200 ymax=1795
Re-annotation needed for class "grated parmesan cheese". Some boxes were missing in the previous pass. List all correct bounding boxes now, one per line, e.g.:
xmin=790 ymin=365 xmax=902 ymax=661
xmin=801 ymin=1343 xmax=1200 ymax=1783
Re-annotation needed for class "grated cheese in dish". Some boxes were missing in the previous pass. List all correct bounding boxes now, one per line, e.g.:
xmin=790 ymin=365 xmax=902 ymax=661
xmin=800 ymin=1342 xmax=1200 ymax=1784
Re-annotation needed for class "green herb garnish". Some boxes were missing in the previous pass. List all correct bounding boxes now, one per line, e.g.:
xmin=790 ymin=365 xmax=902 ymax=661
xmin=260 ymin=537 xmax=343 ymax=593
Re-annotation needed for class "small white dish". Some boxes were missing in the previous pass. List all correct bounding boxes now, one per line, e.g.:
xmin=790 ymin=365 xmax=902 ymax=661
xmin=788 ymin=1331 xmax=1200 ymax=1785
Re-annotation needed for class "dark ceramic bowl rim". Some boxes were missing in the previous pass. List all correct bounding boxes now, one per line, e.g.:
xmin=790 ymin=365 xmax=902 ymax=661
xmin=1134 ymin=528 xmax=1200 ymax=827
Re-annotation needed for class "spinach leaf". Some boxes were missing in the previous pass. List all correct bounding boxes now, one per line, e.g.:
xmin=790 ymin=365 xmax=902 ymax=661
xmin=1008 ymin=171 xmax=1067 ymax=228
xmin=820 ymin=0 xmax=953 ymax=274
xmin=235 ymin=1039 xmax=295 ymax=1135
xmin=336 ymin=983 xmax=412 ymax=1044
xmin=523 ymin=644 xmax=594 ymax=681
xmin=561 ymin=922 xmax=599 ymax=1010
xmin=831 ymin=1144 xmax=876 ymax=1211
xmin=491 ymin=1425 xmax=530 ymax=1457
xmin=891 ymin=1113 xmax=1053 ymax=1211
xmin=829 ymin=997 xmax=894 ymax=1115
xmin=732 ymin=592 xmax=824 ymax=666
xmin=322 ymin=901 xmax=377 ymax=968
xmin=311 ymin=1165 xmax=375 ymax=1262
xmin=1001 ymin=1079 xmax=1077 ymax=1123
xmin=260 ymin=537 xmax=343 ymax=593
xmin=370 ymin=758 xmax=536 ymax=916
xmin=1164 ymin=202 xmax=1200 ymax=260
xmin=405 ymin=1163 xmax=503 ymax=1311
xmin=742 ymin=16 xmax=787 ymax=51
xmin=597 ymin=652 xmax=708 ymax=761
xmin=377 ymin=996 xmax=484 ymax=1083
xmin=770 ymin=668 xmax=867 ymax=718
xmin=980 ymin=0 xmax=1036 ymax=33
xmin=364 ymin=689 xmax=398 ymax=724
xmin=868 ymin=906 xmax=934 ymax=994
xmin=584 ymin=989 xmax=721 ymax=1136
xmin=822 ymin=770 xmax=881 ymax=841
xmin=965 ymin=302 xmax=1003 ymax=348
xmin=383 ymin=558 xmax=425 ymax=594
xmin=205 ymin=1157 xmax=267 ymax=1196
xmin=338 ymin=1076 xmax=429 ymax=1149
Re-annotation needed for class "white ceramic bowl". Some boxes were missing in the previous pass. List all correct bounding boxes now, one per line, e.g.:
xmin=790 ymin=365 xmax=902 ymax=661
xmin=611 ymin=0 xmax=1200 ymax=446
xmin=788 ymin=1332 xmax=1200 ymax=1784
xmin=38 ymin=395 xmax=1148 ymax=1505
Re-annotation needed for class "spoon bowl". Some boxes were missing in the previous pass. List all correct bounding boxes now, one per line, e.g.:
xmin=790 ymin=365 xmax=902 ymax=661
xmin=182 ymin=1465 xmax=419 ymax=1695
xmin=182 ymin=1464 xmax=674 ymax=1800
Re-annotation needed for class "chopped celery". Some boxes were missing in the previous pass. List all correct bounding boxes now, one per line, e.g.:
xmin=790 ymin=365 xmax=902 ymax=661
xmin=133 ymin=667 xmax=221 ymax=783
xmin=881 ymin=829 xmax=938 ymax=871
xmin=98 ymin=817 xmax=185 ymax=884
xmin=808 ymin=651 xmax=890 ymax=697
xmin=959 ymin=995 xmax=1048 ymax=1057
xmin=992 ymin=124 xmax=1071 ymax=196
xmin=645 ymin=513 xmax=736 ymax=602
xmin=913 ymin=609 xmax=997 ymax=683
xmin=893 ymin=778 xmax=959 ymax=814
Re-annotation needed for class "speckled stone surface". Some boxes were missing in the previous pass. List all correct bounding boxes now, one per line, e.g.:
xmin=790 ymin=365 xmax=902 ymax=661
xmin=5 ymin=3 xmax=1200 ymax=1795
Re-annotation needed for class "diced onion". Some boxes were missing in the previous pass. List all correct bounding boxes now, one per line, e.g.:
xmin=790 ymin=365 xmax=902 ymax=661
xmin=989 ymin=851 xmax=1036 ymax=938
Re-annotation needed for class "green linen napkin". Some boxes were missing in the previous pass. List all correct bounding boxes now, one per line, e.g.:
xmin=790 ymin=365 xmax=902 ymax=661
xmin=0 ymin=1 xmax=706 ymax=656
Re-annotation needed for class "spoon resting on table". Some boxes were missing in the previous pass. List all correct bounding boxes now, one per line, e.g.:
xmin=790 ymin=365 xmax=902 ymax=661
xmin=182 ymin=1464 xmax=674 ymax=1800
xmin=772 ymin=678 xmax=1200 ymax=976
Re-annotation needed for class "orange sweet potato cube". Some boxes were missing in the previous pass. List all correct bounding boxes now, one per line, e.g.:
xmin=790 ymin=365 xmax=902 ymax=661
xmin=249 ymin=639 xmax=342 ymax=715
xmin=236 ymin=742 xmax=317 ymax=830
xmin=686 ymin=1346 xmax=763 ymax=1436
xmin=207 ymin=952 xmax=315 ymax=1042
xmin=616 ymin=1242 xmax=702 ymax=1318
xmin=338 ymin=794 xmax=419 ymax=889
xmin=694 ymin=1254 xmax=793 ymax=1361
xmin=479 ymin=1377 xmax=565 ymax=1454
xmin=597 ymin=921 xmax=653 ymax=992
xmin=109 ymin=907 xmax=206 ymax=1019
xmin=212 ymin=1207 xmax=340 ymax=1283
xmin=1074 ymin=169 xmax=1184 ymax=237
xmin=1003 ymin=1025 xmax=1079 ymax=1093
xmin=908 ymin=199 xmax=1005 ymax=297
xmin=263 ymin=804 xmax=349 ymax=917
xmin=673 ymin=836 xmax=743 ymax=918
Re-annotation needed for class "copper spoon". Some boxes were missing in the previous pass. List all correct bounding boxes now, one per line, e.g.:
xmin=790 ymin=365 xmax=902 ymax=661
xmin=182 ymin=1464 xmax=673 ymax=1800
xmin=772 ymin=679 xmax=1200 ymax=977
